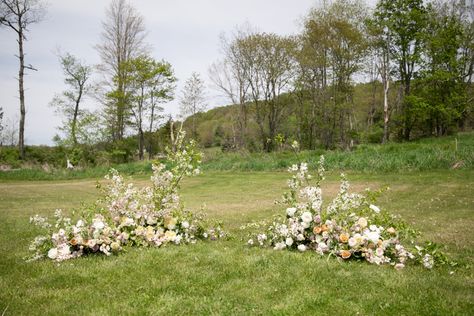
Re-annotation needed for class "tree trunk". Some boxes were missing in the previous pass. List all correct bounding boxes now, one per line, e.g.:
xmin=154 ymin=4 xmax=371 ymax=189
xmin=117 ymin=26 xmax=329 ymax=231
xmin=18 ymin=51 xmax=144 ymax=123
xmin=138 ymin=127 xmax=144 ymax=160
xmin=382 ymin=78 xmax=390 ymax=144
xmin=71 ymin=85 xmax=83 ymax=146
xmin=18 ymin=29 xmax=26 ymax=160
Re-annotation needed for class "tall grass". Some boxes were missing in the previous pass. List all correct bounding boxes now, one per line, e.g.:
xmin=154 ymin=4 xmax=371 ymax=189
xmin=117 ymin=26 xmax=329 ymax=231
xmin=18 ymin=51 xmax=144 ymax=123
xmin=1 ymin=133 xmax=472 ymax=181
xmin=0 ymin=161 xmax=153 ymax=181
xmin=202 ymin=133 xmax=474 ymax=172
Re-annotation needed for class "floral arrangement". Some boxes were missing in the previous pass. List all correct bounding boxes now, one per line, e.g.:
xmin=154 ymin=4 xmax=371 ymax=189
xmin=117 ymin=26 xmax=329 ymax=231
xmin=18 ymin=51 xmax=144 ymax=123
xmin=244 ymin=143 xmax=452 ymax=270
xmin=27 ymin=132 xmax=225 ymax=262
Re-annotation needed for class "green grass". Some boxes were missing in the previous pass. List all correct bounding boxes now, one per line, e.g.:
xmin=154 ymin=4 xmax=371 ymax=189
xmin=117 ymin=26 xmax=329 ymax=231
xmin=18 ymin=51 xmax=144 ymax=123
xmin=1 ymin=170 xmax=473 ymax=315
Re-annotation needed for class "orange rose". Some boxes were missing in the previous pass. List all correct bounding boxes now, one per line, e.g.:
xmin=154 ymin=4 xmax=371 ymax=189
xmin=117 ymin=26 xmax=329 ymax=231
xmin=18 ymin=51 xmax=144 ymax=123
xmin=339 ymin=233 xmax=350 ymax=243
xmin=313 ymin=226 xmax=322 ymax=234
xmin=70 ymin=238 xmax=77 ymax=246
xmin=321 ymin=224 xmax=328 ymax=232
xmin=387 ymin=227 xmax=396 ymax=235
xmin=340 ymin=250 xmax=351 ymax=259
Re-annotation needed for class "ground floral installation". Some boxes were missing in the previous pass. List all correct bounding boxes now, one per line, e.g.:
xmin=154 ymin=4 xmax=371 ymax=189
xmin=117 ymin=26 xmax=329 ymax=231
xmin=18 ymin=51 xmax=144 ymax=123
xmin=244 ymin=141 xmax=453 ymax=270
xmin=27 ymin=132 xmax=225 ymax=262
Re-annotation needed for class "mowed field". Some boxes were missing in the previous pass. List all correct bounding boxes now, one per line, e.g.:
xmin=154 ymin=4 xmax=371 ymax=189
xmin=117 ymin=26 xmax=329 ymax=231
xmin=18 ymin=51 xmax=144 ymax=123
xmin=0 ymin=170 xmax=473 ymax=315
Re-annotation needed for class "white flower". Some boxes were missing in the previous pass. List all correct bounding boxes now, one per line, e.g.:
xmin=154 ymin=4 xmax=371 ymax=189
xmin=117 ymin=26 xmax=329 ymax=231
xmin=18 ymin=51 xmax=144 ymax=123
xmin=58 ymin=244 xmax=71 ymax=257
xmin=247 ymin=239 xmax=254 ymax=246
xmin=76 ymin=219 xmax=84 ymax=227
xmin=289 ymin=164 xmax=298 ymax=172
xmin=366 ymin=231 xmax=380 ymax=243
xmin=296 ymin=234 xmax=305 ymax=241
xmin=274 ymin=242 xmax=286 ymax=250
xmin=376 ymin=248 xmax=384 ymax=257
xmin=297 ymin=244 xmax=307 ymax=252
xmin=422 ymin=254 xmax=434 ymax=269
xmin=47 ymin=248 xmax=58 ymax=260
xmin=181 ymin=221 xmax=190 ymax=229
xmin=286 ymin=207 xmax=297 ymax=217
xmin=369 ymin=224 xmax=378 ymax=231
xmin=369 ymin=204 xmax=381 ymax=213
xmin=357 ymin=217 xmax=368 ymax=228
xmin=92 ymin=220 xmax=105 ymax=230
xmin=257 ymin=234 xmax=267 ymax=245
xmin=285 ymin=237 xmax=294 ymax=246
xmin=301 ymin=221 xmax=310 ymax=229
xmin=301 ymin=211 xmax=313 ymax=223
xmin=394 ymin=263 xmax=405 ymax=270
xmin=348 ymin=237 xmax=357 ymax=247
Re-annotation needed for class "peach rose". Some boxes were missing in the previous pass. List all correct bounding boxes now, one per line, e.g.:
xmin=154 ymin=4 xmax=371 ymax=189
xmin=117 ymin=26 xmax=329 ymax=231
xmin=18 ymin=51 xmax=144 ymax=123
xmin=339 ymin=233 xmax=350 ymax=243
xmin=340 ymin=250 xmax=351 ymax=259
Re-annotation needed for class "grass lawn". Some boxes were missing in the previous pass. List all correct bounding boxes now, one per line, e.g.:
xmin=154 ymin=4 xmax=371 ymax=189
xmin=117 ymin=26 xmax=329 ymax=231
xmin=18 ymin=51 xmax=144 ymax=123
xmin=0 ymin=170 xmax=473 ymax=315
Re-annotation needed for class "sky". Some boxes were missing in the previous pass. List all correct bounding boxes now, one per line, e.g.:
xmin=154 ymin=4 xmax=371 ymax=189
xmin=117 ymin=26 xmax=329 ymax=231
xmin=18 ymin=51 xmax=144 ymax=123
xmin=0 ymin=0 xmax=355 ymax=145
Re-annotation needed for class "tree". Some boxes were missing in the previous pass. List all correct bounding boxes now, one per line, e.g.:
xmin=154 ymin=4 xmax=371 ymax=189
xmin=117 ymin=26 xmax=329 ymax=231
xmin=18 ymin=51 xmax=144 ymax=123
xmin=49 ymin=53 xmax=92 ymax=146
xmin=209 ymin=27 xmax=255 ymax=149
xmin=296 ymin=0 xmax=368 ymax=149
xmin=0 ymin=0 xmax=46 ymax=159
xmin=374 ymin=0 xmax=427 ymax=140
xmin=415 ymin=1 xmax=468 ymax=136
xmin=367 ymin=14 xmax=393 ymax=143
xmin=118 ymin=55 xmax=176 ymax=160
xmin=96 ymin=0 xmax=147 ymax=142
xmin=179 ymin=72 xmax=207 ymax=139
xmin=0 ymin=107 xmax=4 ymax=146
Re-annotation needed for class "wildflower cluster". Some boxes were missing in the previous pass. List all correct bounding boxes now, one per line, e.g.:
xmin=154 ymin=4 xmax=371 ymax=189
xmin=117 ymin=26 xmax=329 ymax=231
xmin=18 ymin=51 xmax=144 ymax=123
xmin=27 ymin=132 xmax=225 ymax=262
xmin=245 ymin=153 xmax=450 ymax=270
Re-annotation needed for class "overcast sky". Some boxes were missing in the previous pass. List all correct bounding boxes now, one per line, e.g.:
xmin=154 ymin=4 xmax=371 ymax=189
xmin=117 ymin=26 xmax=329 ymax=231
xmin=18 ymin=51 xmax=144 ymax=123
xmin=0 ymin=0 xmax=354 ymax=145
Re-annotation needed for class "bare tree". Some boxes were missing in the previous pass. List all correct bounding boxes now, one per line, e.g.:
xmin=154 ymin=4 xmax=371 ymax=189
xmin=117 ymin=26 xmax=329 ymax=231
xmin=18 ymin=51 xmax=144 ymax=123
xmin=49 ymin=52 xmax=92 ymax=146
xmin=209 ymin=28 xmax=255 ymax=149
xmin=179 ymin=72 xmax=207 ymax=139
xmin=0 ymin=0 xmax=46 ymax=159
xmin=96 ymin=0 xmax=147 ymax=141
xmin=0 ymin=107 xmax=4 ymax=146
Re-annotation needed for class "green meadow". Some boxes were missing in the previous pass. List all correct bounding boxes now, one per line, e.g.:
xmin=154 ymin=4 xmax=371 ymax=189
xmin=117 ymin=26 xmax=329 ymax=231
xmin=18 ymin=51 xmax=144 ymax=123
xmin=1 ymin=170 xmax=473 ymax=315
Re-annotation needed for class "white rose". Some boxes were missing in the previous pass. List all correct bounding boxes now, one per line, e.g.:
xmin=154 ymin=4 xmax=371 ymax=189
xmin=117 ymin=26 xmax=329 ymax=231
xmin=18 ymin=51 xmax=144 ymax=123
xmin=348 ymin=237 xmax=357 ymax=247
xmin=58 ymin=244 xmax=71 ymax=257
xmin=366 ymin=231 xmax=380 ymax=243
xmin=297 ymin=244 xmax=307 ymax=252
xmin=286 ymin=207 xmax=297 ymax=217
xmin=47 ymin=248 xmax=58 ymax=260
xmin=93 ymin=220 xmax=105 ymax=230
xmin=285 ymin=237 xmax=294 ymax=246
xmin=247 ymin=239 xmax=254 ymax=246
xmin=182 ymin=221 xmax=190 ymax=229
xmin=296 ymin=233 xmax=305 ymax=241
xmin=369 ymin=204 xmax=381 ymax=213
xmin=273 ymin=242 xmax=286 ymax=250
xmin=301 ymin=211 xmax=313 ymax=223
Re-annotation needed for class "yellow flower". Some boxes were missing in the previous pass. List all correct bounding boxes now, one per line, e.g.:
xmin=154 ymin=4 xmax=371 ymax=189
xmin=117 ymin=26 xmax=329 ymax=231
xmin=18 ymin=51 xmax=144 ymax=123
xmin=164 ymin=216 xmax=177 ymax=230
xmin=164 ymin=230 xmax=177 ymax=241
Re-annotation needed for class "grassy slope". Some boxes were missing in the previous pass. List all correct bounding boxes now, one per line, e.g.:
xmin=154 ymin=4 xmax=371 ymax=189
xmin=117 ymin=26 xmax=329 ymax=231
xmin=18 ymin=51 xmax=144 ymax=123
xmin=0 ymin=170 xmax=473 ymax=315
